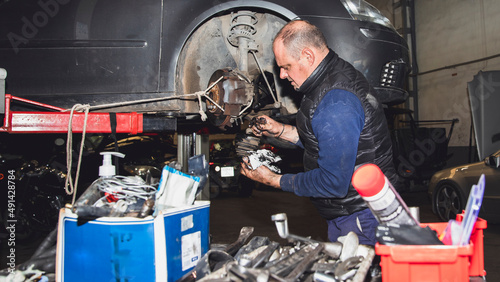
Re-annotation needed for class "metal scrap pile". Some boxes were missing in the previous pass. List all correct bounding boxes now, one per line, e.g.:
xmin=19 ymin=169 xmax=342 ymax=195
xmin=179 ymin=213 xmax=376 ymax=282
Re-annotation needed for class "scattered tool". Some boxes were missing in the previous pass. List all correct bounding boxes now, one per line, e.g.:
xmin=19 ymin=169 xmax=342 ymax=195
xmin=223 ymin=226 xmax=255 ymax=256
xmin=334 ymin=256 xmax=364 ymax=281
xmin=272 ymin=213 xmax=343 ymax=259
xmin=178 ymin=214 xmax=374 ymax=282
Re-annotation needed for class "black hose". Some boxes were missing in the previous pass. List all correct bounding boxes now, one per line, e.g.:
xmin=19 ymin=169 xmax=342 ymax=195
xmin=31 ymin=245 xmax=57 ymax=260
xmin=30 ymin=226 xmax=57 ymax=259
xmin=19 ymin=228 xmax=58 ymax=274
xmin=19 ymin=255 xmax=56 ymax=273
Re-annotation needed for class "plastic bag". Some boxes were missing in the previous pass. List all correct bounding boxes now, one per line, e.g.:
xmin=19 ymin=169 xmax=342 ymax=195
xmin=154 ymin=165 xmax=200 ymax=214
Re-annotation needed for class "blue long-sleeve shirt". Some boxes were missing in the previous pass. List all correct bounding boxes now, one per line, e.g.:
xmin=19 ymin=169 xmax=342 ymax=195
xmin=280 ymin=89 xmax=365 ymax=198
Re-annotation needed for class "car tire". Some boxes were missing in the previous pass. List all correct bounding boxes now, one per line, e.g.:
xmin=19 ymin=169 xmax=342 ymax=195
xmin=433 ymin=181 xmax=464 ymax=222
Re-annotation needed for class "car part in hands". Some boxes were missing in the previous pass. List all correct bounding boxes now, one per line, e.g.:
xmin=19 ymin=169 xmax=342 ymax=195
xmin=235 ymin=134 xmax=261 ymax=157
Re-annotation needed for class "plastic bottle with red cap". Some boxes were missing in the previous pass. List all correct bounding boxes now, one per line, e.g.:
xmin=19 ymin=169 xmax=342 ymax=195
xmin=352 ymin=163 xmax=419 ymax=226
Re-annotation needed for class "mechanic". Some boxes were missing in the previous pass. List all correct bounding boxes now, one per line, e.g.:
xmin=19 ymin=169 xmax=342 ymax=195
xmin=240 ymin=20 xmax=399 ymax=245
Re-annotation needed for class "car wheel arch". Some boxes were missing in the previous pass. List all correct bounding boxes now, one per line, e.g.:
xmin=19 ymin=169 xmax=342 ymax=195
xmin=172 ymin=4 xmax=296 ymax=117
xmin=175 ymin=1 xmax=298 ymax=57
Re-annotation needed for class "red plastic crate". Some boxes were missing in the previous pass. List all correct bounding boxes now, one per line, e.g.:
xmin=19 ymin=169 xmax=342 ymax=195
xmin=456 ymin=215 xmax=487 ymax=277
xmin=375 ymin=218 xmax=487 ymax=282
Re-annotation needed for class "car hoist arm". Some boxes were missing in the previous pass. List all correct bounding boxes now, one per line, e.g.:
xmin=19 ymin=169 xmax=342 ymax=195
xmin=1 ymin=94 xmax=177 ymax=134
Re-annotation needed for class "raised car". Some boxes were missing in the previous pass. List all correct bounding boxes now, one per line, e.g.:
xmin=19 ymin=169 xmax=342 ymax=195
xmin=0 ymin=0 xmax=409 ymax=130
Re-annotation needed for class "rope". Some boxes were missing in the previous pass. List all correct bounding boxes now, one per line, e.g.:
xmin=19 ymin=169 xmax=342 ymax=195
xmin=65 ymin=76 xmax=227 ymax=119
xmin=62 ymin=75 xmax=252 ymax=201
xmin=196 ymin=91 xmax=208 ymax=121
xmin=64 ymin=104 xmax=90 ymax=206
xmin=61 ymin=78 xmax=227 ymax=204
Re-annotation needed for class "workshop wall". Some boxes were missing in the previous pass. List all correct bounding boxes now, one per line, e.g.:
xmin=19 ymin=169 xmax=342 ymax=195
xmin=415 ymin=0 xmax=500 ymax=148
xmin=369 ymin=0 xmax=500 ymax=164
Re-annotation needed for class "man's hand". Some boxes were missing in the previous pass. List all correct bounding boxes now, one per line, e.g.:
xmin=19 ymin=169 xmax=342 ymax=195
xmin=240 ymin=157 xmax=282 ymax=189
xmin=249 ymin=115 xmax=283 ymax=137
xmin=249 ymin=115 xmax=299 ymax=144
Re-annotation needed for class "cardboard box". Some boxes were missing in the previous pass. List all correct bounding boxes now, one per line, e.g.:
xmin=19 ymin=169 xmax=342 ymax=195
xmin=56 ymin=201 xmax=210 ymax=282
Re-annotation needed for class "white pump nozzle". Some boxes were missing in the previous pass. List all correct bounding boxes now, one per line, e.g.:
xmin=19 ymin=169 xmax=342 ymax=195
xmin=0 ymin=68 xmax=7 ymax=80
xmin=99 ymin=152 xmax=125 ymax=177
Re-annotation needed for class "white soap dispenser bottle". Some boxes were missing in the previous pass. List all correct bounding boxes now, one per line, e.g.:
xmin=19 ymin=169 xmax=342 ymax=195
xmin=99 ymin=152 xmax=125 ymax=177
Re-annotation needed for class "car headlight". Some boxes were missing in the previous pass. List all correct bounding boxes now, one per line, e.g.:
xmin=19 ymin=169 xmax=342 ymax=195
xmin=340 ymin=0 xmax=394 ymax=30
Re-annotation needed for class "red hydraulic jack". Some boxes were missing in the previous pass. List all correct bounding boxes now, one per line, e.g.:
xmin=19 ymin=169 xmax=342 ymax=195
xmin=1 ymin=94 xmax=176 ymax=134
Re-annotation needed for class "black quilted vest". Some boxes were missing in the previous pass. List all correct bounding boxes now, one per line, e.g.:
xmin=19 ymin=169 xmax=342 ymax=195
xmin=296 ymin=50 xmax=398 ymax=220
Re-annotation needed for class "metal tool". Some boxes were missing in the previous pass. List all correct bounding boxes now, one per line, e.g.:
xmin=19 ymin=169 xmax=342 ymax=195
xmin=312 ymin=272 xmax=338 ymax=282
xmin=272 ymin=213 xmax=317 ymax=243
xmin=334 ymin=256 xmax=364 ymax=281
xmin=281 ymin=243 xmax=324 ymax=281
xmin=177 ymin=226 xmax=254 ymax=282
xmin=338 ymin=232 xmax=359 ymax=262
xmin=266 ymin=243 xmax=324 ymax=281
xmin=227 ymin=262 xmax=271 ymax=282
xmin=271 ymin=213 xmax=343 ymax=259
xmin=224 ymin=226 xmax=255 ymax=256
xmin=237 ymin=237 xmax=280 ymax=268
xmin=177 ymin=250 xmax=236 ymax=282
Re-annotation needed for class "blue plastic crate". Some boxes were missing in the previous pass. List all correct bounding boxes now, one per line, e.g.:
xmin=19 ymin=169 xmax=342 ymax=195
xmin=56 ymin=201 xmax=210 ymax=281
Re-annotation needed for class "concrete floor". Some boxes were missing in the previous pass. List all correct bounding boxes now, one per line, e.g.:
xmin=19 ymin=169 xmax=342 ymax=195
xmin=1 ymin=186 xmax=498 ymax=281
xmin=210 ymin=187 xmax=500 ymax=281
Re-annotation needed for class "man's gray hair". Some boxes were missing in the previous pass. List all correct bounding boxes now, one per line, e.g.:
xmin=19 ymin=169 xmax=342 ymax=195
xmin=274 ymin=20 xmax=328 ymax=59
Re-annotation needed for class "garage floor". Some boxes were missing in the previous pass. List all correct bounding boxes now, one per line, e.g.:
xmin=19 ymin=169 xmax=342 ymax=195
xmin=1 ymin=186 xmax=499 ymax=280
